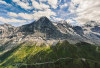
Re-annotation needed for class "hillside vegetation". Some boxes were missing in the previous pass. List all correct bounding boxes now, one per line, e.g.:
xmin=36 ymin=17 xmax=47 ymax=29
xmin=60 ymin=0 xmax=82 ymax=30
xmin=0 ymin=41 xmax=100 ymax=68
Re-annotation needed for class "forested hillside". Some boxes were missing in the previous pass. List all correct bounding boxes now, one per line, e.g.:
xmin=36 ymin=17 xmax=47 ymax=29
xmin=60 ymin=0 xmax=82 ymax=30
xmin=0 ymin=41 xmax=100 ymax=68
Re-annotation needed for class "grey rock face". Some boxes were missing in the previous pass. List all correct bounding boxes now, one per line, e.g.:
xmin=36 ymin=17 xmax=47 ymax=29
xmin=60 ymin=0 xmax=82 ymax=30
xmin=19 ymin=17 xmax=65 ymax=39
xmin=0 ymin=24 xmax=16 ymax=39
xmin=73 ymin=26 xmax=84 ymax=36
xmin=91 ymin=26 xmax=100 ymax=33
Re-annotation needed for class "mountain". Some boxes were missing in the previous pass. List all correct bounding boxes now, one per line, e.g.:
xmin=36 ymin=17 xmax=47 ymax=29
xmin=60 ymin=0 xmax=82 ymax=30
xmin=19 ymin=16 xmax=64 ymax=39
xmin=0 ymin=17 xmax=100 ymax=50
xmin=81 ymin=21 xmax=100 ymax=44
xmin=0 ymin=17 xmax=100 ymax=68
xmin=11 ymin=17 xmax=83 ymax=44
xmin=0 ymin=23 xmax=15 ymax=39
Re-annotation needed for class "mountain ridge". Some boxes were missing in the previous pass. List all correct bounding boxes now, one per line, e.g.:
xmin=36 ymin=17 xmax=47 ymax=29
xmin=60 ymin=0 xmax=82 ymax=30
xmin=0 ymin=16 xmax=100 ymax=47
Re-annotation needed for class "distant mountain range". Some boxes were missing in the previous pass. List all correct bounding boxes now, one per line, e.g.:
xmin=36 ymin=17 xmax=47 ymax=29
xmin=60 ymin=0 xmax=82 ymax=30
xmin=0 ymin=16 xmax=100 ymax=51
xmin=0 ymin=16 xmax=100 ymax=45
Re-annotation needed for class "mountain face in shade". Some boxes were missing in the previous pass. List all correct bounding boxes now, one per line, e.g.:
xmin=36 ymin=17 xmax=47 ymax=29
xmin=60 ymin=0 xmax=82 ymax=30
xmin=18 ymin=16 xmax=65 ymax=39
xmin=19 ymin=16 xmax=55 ymax=33
xmin=72 ymin=26 xmax=84 ymax=36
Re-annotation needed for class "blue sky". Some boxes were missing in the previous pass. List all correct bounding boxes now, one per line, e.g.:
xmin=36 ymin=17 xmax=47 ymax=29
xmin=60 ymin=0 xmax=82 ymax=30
xmin=0 ymin=0 xmax=99 ymax=26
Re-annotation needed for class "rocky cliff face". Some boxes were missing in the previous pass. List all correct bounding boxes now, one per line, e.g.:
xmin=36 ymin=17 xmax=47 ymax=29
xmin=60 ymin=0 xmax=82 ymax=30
xmin=19 ymin=17 xmax=64 ymax=39
xmin=0 ymin=24 xmax=15 ymax=39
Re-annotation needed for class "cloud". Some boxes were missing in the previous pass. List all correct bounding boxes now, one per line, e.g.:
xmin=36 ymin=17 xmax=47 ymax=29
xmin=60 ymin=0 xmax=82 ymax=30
xmin=52 ymin=16 xmax=63 ymax=21
xmin=12 ymin=0 xmax=50 ymax=10
xmin=48 ymin=0 xmax=58 ymax=9
xmin=60 ymin=3 xmax=68 ymax=9
xmin=39 ymin=0 xmax=47 ymax=2
xmin=68 ymin=2 xmax=76 ymax=13
xmin=8 ymin=12 xmax=33 ymax=20
xmin=0 ymin=0 xmax=10 ymax=5
xmin=0 ymin=16 xmax=26 ymax=23
xmin=66 ymin=19 xmax=74 ymax=23
xmin=33 ymin=9 xmax=56 ymax=20
xmin=0 ymin=0 xmax=7 ymax=4
xmin=12 ymin=0 xmax=32 ymax=10
xmin=1 ymin=0 xmax=99 ymax=26
xmin=31 ymin=0 xmax=50 ymax=10
xmin=8 ymin=9 xmax=56 ymax=20
xmin=71 ymin=0 xmax=100 ymax=24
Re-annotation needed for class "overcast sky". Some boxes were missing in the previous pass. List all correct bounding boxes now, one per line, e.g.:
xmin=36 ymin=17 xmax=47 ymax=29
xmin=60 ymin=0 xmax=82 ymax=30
xmin=0 ymin=0 xmax=100 ymax=26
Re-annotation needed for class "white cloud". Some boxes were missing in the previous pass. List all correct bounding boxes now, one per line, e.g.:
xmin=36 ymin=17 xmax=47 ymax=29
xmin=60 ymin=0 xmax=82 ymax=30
xmin=0 ymin=0 xmax=7 ymax=4
xmin=68 ymin=2 xmax=76 ymax=13
xmin=71 ymin=0 xmax=100 ymax=24
xmin=12 ymin=0 xmax=32 ymax=10
xmin=8 ymin=9 xmax=56 ymax=21
xmin=52 ymin=16 xmax=63 ymax=21
xmin=39 ymin=0 xmax=47 ymax=2
xmin=0 ymin=0 xmax=10 ymax=5
xmin=0 ymin=17 xmax=26 ymax=23
xmin=66 ymin=19 xmax=74 ymax=23
xmin=48 ymin=0 xmax=58 ymax=9
xmin=33 ymin=9 xmax=56 ymax=20
xmin=60 ymin=3 xmax=68 ymax=8
xmin=8 ymin=12 xmax=33 ymax=20
xmin=31 ymin=0 xmax=50 ymax=10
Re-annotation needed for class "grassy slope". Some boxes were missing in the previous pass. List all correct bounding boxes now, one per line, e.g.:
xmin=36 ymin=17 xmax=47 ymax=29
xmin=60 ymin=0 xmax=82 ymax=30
xmin=0 ymin=41 xmax=100 ymax=68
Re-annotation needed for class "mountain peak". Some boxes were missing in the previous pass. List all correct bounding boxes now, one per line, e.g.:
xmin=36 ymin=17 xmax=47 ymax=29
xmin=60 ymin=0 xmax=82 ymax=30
xmin=39 ymin=16 xmax=48 ymax=19
xmin=0 ymin=23 xmax=14 ymax=28
xmin=59 ymin=20 xmax=67 ymax=23
xmin=37 ymin=16 xmax=50 ymax=22
xmin=85 ymin=21 xmax=100 ymax=27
